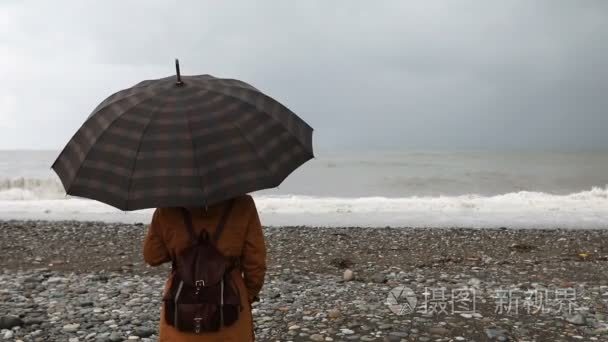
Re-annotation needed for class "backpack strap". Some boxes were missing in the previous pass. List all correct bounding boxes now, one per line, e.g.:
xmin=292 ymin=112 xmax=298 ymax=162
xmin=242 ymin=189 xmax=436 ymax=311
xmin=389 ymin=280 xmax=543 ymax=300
xmin=179 ymin=200 xmax=235 ymax=245
xmin=213 ymin=199 xmax=235 ymax=243
xmin=180 ymin=207 xmax=198 ymax=244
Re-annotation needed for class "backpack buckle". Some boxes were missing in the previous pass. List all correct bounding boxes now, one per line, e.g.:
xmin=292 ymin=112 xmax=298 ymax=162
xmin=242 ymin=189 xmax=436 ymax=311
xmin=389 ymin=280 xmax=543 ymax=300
xmin=194 ymin=317 xmax=203 ymax=333
xmin=195 ymin=280 xmax=205 ymax=295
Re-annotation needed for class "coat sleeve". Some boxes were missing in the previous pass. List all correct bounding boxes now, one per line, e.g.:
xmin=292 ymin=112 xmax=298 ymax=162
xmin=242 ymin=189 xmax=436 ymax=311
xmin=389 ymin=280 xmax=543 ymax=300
xmin=240 ymin=197 xmax=267 ymax=304
xmin=143 ymin=208 xmax=172 ymax=267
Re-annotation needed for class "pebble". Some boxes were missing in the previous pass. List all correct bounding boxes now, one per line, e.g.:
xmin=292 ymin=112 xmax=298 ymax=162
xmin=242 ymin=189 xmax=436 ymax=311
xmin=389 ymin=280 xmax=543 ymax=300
xmin=370 ymin=273 xmax=387 ymax=283
xmin=429 ymin=326 xmax=449 ymax=335
xmin=3 ymin=330 xmax=14 ymax=339
xmin=133 ymin=327 xmax=154 ymax=338
xmin=109 ymin=332 xmax=122 ymax=342
xmin=0 ymin=316 xmax=23 ymax=329
xmin=62 ymin=323 xmax=80 ymax=332
xmin=485 ymin=327 xmax=508 ymax=340
xmin=388 ymin=331 xmax=408 ymax=338
xmin=343 ymin=269 xmax=354 ymax=282
xmin=565 ymin=313 xmax=586 ymax=325
xmin=327 ymin=308 xmax=341 ymax=319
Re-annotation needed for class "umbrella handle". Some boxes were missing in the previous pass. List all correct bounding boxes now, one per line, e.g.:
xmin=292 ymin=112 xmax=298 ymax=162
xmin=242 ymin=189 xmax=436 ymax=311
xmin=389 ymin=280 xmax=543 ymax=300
xmin=175 ymin=59 xmax=184 ymax=86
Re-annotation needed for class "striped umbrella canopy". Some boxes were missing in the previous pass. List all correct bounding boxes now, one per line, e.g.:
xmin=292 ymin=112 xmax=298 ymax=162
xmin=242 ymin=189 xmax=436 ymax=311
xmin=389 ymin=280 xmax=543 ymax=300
xmin=52 ymin=60 xmax=314 ymax=210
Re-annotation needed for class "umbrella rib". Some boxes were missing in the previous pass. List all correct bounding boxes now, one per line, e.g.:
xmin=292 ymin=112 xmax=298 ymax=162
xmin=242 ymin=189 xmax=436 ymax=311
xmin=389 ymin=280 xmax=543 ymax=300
xmin=185 ymin=80 xmax=312 ymax=155
xmin=87 ymin=86 xmax=165 ymax=120
xmin=184 ymin=110 xmax=208 ymax=205
xmin=192 ymin=77 xmax=261 ymax=92
xmin=52 ymin=91 xmax=157 ymax=170
xmin=62 ymin=92 xmax=164 ymax=192
xmin=124 ymin=104 xmax=166 ymax=210
xmin=223 ymin=112 xmax=274 ymax=182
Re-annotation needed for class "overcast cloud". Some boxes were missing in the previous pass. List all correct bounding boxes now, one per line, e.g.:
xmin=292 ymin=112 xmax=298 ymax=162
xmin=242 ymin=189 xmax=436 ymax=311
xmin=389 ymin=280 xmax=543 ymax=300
xmin=0 ymin=1 xmax=607 ymax=151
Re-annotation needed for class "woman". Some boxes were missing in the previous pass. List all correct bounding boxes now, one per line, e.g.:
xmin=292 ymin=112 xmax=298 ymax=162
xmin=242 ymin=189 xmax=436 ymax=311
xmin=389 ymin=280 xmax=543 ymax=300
xmin=143 ymin=195 xmax=266 ymax=341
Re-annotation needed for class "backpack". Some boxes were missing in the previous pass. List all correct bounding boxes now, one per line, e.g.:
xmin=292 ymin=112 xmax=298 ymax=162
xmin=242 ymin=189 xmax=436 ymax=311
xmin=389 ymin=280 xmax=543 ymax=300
xmin=162 ymin=200 xmax=242 ymax=333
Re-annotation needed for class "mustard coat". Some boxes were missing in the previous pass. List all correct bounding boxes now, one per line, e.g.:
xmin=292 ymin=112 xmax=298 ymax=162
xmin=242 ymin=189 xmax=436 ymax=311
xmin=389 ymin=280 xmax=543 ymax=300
xmin=143 ymin=195 xmax=266 ymax=341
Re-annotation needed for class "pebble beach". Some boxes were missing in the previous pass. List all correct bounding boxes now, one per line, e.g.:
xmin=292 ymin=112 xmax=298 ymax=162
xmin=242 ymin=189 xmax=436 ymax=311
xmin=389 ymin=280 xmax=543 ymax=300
xmin=1 ymin=220 xmax=608 ymax=341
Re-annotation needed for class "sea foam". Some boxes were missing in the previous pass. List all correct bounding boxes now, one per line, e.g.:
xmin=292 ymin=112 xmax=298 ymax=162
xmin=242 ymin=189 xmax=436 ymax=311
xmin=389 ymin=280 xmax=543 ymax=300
xmin=0 ymin=182 xmax=606 ymax=229
xmin=0 ymin=177 xmax=65 ymax=200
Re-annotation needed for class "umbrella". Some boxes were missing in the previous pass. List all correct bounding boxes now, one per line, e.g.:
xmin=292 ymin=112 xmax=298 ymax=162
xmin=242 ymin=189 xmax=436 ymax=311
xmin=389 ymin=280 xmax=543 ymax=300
xmin=52 ymin=60 xmax=313 ymax=210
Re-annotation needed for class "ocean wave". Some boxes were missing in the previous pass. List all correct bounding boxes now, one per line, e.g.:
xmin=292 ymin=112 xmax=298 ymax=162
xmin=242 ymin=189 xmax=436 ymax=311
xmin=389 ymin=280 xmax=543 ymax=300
xmin=254 ymin=186 xmax=608 ymax=213
xmin=0 ymin=185 xmax=607 ymax=228
xmin=0 ymin=177 xmax=65 ymax=200
xmin=1 ymin=176 xmax=606 ymax=205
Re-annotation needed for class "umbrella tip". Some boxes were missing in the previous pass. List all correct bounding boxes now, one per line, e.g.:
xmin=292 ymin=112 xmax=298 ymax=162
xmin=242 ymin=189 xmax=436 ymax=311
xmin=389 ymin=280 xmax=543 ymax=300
xmin=175 ymin=58 xmax=184 ymax=86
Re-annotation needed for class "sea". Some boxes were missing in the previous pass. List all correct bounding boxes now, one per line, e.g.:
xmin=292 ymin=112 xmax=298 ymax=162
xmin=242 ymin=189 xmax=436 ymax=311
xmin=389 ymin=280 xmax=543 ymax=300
xmin=1 ymin=150 xmax=607 ymax=228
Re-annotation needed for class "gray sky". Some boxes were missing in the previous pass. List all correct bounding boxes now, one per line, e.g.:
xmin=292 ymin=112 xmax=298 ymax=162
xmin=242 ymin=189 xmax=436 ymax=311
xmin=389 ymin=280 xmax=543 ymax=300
xmin=1 ymin=1 xmax=607 ymax=151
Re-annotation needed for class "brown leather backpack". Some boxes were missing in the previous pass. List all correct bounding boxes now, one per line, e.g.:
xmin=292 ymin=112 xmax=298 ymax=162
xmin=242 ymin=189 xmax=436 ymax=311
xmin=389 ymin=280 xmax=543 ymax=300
xmin=163 ymin=200 xmax=242 ymax=333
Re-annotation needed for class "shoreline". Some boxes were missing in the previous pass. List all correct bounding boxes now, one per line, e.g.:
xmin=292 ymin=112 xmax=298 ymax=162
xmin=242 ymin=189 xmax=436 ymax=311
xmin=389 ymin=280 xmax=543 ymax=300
xmin=2 ymin=185 xmax=608 ymax=229
xmin=1 ymin=220 xmax=608 ymax=341
xmin=0 ymin=218 xmax=608 ymax=231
